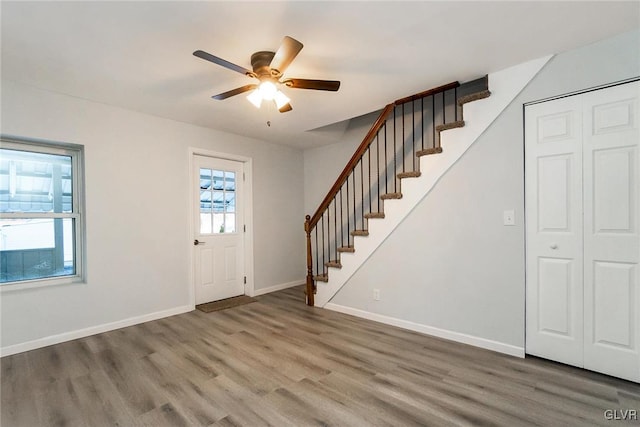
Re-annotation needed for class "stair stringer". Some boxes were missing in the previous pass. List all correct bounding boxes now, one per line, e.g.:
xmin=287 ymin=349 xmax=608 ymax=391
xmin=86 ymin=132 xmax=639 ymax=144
xmin=314 ymin=55 xmax=552 ymax=307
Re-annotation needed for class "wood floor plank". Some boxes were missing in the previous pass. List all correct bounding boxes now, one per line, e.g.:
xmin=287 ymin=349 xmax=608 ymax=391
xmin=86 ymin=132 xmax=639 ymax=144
xmin=293 ymin=377 xmax=402 ymax=427
xmin=136 ymin=353 xmax=227 ymax=426
xmin=318 ymin=370 xmax=455 ymax=427
xmin=71 ymin=369 xmax=139 ymax=427
xmin=0 ymin=352 xmax=41 ymax=427
xmin=200 ymin=375 xmax=296 ymax=427
xmin=34 ymin=376 xmax=86 ymax=427
xmin=138 ymin=402 xmax=192 ymax=427
xmin=2 ymin=284 xmax=639 ymax=427
xmin=95 ymin=347 xmax=166 ymax=417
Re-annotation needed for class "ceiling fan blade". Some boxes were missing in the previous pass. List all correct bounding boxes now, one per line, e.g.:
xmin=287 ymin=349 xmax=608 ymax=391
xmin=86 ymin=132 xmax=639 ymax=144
xmin=279 ymin=103 xmax=293 ymax=113
xmin=212 ymin=84 xmax=258 ymax=100
xmin=283 ymin=79 xmax=340 ymax=91
xmin=269 ymin=36 xmax=304 ymax=75
xmin=194 ymin=50 xmax=253 ymax=76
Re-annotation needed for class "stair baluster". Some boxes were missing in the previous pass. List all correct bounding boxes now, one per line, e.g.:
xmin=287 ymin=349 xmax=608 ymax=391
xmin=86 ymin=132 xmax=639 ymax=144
xmin=304 ymin=80 xmax=492 ymax=306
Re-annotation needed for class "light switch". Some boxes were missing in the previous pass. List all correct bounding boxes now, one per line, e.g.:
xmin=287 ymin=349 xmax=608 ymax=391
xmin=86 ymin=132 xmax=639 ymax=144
xmin=503 ymin=210 xmax=515 ymax=226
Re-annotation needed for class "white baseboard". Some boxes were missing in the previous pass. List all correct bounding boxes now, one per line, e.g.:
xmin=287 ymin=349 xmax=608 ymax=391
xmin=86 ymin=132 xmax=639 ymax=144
xmin=2 ymin=280 xmax=305 ymax=357
xmin=251 ymin=279 xmax=304 ymax=296
xmin=0 ymin=304 xmax=194 ymax=357
xmin=324 ymin=303 xmax=524 ymax=358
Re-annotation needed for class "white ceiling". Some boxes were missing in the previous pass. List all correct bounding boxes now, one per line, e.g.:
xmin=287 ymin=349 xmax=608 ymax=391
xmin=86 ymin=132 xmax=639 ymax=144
xmin=2 ymin=1 xmax=639 ymax=149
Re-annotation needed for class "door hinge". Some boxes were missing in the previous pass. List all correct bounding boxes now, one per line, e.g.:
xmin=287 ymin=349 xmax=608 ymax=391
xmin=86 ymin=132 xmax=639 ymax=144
xmin=243 ymin=172 xmax=245 ymax=181
xmin=244 ymin=276 xmax=247 ymax=284
xmin=243 ymin=224 xmax=246 ymax=232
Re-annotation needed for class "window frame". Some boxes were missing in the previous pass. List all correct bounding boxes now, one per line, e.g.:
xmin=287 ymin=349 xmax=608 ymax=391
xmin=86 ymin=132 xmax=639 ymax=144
xmin=0 ymin=136 xmax=86 ymax=291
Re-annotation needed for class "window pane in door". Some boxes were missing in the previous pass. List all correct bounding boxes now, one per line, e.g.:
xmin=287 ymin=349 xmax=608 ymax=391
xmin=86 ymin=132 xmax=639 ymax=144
xmin=199 ymin=168 xmax=212 ymax=190
xmin=212 ymin=170 xmax=224 ymax=190
xmin=200 ymin=213 xmax=212 ymax=234
xmin=225 ymin=171 xmax=235 ymax=191
xmin=225 ymin=192 xmax=235 ymax=213
xmin=199 ymin=169 xmax=213 ymax=234
xmin=224 ymin=213 xmax=236 ymax=233
xmin=212 ymin=191 xmax=224 ymax=212
xmin=199 ymin=190 xmax=211 ymax=208
xmin=213 ymin=213 xmax=226 ymax=233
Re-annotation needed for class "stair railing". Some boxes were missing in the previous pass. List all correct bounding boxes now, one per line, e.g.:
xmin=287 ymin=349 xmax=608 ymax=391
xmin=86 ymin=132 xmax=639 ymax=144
xmin=304 ymin=81 xmax=461 ymax=305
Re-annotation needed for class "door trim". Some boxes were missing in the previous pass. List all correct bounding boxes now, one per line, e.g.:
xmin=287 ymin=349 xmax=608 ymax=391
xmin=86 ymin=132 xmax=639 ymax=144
xmin=188 ymin=147 xmax=254 ymax=307
xmin=524 ymin=77 xmax=639 ymax=107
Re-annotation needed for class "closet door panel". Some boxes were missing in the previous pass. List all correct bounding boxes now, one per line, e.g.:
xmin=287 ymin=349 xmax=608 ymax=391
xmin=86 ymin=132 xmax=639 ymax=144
xmin=525 ymin=96 xmax=584 ymax=367
xmin=583 ymin=81 xmax=640 ymax=382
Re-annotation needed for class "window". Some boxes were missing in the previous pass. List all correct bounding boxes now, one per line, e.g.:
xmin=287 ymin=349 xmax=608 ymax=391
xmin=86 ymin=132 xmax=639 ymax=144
xmin=199 ymin=167 xmax=236 ymax=234
xmin=0 ymin=137 xmax=84 ymax=288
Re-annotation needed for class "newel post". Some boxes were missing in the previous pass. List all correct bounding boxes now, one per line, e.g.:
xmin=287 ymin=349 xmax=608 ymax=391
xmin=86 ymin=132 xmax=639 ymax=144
xmin=304 ymin=215 xmax=315 ymax=306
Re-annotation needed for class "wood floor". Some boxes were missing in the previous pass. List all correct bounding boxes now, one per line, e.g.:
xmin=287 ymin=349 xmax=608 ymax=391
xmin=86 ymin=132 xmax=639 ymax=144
xmin=2 ymin=286 xmax=639 ymax=426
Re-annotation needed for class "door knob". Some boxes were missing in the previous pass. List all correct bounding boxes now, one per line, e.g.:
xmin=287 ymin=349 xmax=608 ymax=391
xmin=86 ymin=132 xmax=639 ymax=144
xmin=550 ymin=243 xmax=558 ymax=249
xmin=194 ymin=239 xmax=206 ymax=245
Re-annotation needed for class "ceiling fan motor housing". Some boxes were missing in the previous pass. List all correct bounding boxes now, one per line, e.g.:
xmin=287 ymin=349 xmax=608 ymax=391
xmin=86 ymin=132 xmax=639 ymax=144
xmin=250 ymin=51 xmax=277 ymax=79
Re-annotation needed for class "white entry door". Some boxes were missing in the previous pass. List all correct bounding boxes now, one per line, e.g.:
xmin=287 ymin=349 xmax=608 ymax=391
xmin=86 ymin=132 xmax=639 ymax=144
xmin=526 ymin=80 xmax=639 ymax=382
xmin=193 ymin=155 xmax=245 ymax=304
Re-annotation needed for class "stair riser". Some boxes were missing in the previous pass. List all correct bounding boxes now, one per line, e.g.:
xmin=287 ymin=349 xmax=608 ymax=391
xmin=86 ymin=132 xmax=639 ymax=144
xmin=311 ymin=57 xmax=552 ymax=306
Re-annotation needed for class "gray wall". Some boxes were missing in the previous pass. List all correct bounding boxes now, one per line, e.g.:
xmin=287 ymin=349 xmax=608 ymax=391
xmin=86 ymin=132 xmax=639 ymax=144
xmin=1 ymin=80 xmax=304 ymax=349
xmin=328 ymin=30 xmax=640 ymax=349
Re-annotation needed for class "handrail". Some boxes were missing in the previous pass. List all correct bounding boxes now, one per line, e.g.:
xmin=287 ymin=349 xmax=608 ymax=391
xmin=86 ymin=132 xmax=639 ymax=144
xmin=308 ymin=81 xmax=459 ymax=229
xmin=309 ymin=103 xmax=394 ymax=229
xmin=393 ymin=81 xmax=460 ymax=106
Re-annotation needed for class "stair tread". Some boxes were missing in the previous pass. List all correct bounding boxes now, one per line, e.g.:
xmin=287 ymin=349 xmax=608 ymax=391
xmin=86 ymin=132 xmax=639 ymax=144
xmin=458 ymin=89 xmax=491 ymax=106
xmin=381 ymin=192 xmax=402 ymax=200
xmin=364 ymin=212 xmax=385 ymax=219
xmin=397 ymin=171 xmax=421 ymax=179
xmin=436 ymin=120 xmax=465 ymax=132
xmin=351 ymin=230 xmax=369 ymax=237
xmin=416 ymin=147 xmax=443 ymax=157
xmin=325 ymin=261 xmax=342 ymax=268
xmin=313 ymin=274 xmax=328 ymax=282
xmin=337 ymin=246 xmax=355 ymax=253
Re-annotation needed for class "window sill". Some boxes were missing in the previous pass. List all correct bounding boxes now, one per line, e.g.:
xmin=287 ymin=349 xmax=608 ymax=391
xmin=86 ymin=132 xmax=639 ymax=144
xmin=0 ymin=275 xmax=85 ymax=293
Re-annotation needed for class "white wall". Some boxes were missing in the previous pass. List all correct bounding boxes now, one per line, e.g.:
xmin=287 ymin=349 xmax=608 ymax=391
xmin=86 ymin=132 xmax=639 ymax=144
xmin=303 ymin=111 xmax=380 ymax=216
xmin=0 ymin=80 xmax=304 ymax=351
xmin=320 ymin=30 xmax=640 ymax=350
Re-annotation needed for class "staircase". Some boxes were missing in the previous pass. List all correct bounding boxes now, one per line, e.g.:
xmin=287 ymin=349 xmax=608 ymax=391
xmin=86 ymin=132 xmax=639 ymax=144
xmin=304 ymin=58 xmax=551 ymax=307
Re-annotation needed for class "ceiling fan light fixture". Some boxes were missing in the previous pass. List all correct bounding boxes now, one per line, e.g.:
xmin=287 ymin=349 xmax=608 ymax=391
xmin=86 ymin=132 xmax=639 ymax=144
xmin=246 ymin=89 xmax=262 ymax=108
xmin=273 ymin=90 xmax=291 ymax=109
xmin=258 ymin=80 xmax=278 ymax=100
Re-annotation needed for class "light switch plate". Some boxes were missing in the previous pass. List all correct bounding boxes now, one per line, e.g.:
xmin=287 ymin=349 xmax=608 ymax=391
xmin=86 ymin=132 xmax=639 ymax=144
xmin=503 ymin=210 xmax=515 ymax=226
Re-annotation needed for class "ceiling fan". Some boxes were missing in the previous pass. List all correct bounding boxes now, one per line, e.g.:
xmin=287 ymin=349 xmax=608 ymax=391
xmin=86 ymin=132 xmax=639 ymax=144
xmin=193 ymin=36 xmax=340 ymax=113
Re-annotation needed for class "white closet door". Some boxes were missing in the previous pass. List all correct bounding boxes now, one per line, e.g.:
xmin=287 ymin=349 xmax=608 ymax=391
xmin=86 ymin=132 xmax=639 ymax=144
xmin=525 ymin=96 xmax=585 ymax=368
xmin=582 ymin=82 xmax=640 ymax=382
xmin=526 ymin=81 xmax=640 ymax=382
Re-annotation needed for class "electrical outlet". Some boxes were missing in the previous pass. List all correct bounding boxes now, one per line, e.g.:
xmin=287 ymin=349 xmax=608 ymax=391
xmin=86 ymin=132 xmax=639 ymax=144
xmin=503 ymin=210 xmax=515 ymax=226
xmin=373 ymin=289 xmax=380 ymax=301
